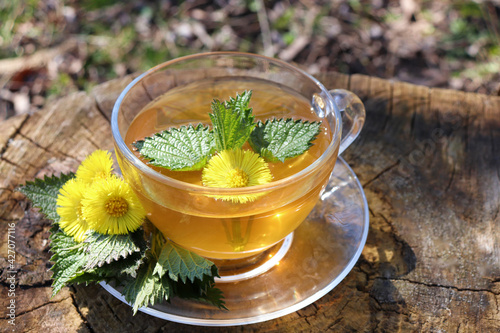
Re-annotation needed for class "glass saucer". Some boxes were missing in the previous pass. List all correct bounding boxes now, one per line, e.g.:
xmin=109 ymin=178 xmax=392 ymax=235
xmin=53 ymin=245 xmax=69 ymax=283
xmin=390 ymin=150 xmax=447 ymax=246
xmin=100 ymin=156 xmax=369 ymax=326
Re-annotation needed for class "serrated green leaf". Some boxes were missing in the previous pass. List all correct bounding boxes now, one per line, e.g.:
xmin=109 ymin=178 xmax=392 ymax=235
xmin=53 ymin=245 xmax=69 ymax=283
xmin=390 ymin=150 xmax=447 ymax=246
xmin=209 ymin=91 xmax=256 ymax=151
xmin=50 ymin=227 xmax=81 ymax=252
xmin=122 ymin=260 xmax=158 ymax=313
xmin=174 ymin=277 xmax=226 ymax=310
xmin=134 ymin=124 xmax=215 ymax=171
xmin=48 ymin=225 xmax=224 ymax=312
xmin=249 ymin=118 xmax=321 ymax=162
xmin=49 ymin=229 xmax=87 ymax=296
xmin=68 ymin=251 xmax=145 ymax=286
xmin=110 ymin=251 xmax=145 ymax=278
xmin=66 ymin=270 xmax=106 ymax=286
xmin=173 ymin=265 xmax=226 ymax=310
xmin=18 ymin=173 xmax=75 ymax=223
xmin=82 ymin=230 xmax=144 ymax=270
xmin=122 ymin=258 xmax=172 ymax=314
xmin=154 ymin=241 xmax=215 ymax=284
xmin=51 ymin=252 xmax=87 ymax=296
xmin=49 ymin=226 xmax=148 ymax=296
xmin=202 ymin=285 xmax=227 ymax=310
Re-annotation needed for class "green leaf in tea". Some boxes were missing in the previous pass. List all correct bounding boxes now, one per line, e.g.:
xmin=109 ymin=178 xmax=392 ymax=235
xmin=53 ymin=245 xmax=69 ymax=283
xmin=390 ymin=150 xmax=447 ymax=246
xmin=249 ymin=118 xmax=321 ymax=162
xmin=18 ymin=173 xmax=75 ymax=223
xmin=133 ymin=124 xmax=215 ymax=171
xmin=209 ymin=90 xmax=256 ymax=151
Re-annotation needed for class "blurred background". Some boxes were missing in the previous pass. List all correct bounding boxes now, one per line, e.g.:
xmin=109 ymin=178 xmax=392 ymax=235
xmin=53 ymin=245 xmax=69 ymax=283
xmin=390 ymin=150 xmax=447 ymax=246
xmin=1 ymin=0 xmax=499 ymax=120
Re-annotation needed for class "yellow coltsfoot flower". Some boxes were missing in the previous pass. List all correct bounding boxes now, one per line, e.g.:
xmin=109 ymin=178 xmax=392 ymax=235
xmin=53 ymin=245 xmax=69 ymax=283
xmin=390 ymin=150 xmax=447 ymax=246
xmin=202 ymin=149 xmax=273 ymax=203
xmin=76 ymin=149 xmax=114 ymax=184
xmin=56 ymin=178 xmax=90 ymax=242
xmin=82 ymin=176 xmax=146 ymax=235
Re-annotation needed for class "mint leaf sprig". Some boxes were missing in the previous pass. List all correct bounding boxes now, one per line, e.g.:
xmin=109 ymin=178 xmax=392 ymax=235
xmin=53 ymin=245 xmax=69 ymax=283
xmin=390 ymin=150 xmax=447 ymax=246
xmin=18 ymin=173 xmax=225 ymax=313
xmin=134 ymin=90 xmax=321 ymax=171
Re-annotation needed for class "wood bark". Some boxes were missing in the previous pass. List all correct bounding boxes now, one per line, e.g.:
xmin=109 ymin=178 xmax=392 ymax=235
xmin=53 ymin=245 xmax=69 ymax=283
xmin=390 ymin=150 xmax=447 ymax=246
xmin=0 ymin=73 xmax=499 ymax=332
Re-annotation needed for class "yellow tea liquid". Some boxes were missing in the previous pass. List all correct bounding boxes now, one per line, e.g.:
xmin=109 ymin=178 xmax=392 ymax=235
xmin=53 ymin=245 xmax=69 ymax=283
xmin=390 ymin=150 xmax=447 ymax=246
xmin=124 ymin=78 xmax=334 ymax=259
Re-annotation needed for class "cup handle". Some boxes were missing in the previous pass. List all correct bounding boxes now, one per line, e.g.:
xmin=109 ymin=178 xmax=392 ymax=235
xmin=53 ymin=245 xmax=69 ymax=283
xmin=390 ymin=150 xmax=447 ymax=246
xmin=329 ymin=89 xmax=366 ymax=154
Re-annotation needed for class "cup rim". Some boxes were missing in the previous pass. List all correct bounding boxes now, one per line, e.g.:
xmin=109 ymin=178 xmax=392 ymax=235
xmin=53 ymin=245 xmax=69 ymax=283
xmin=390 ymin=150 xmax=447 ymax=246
xmin=111 ymin=51 xmax=341 ymax=195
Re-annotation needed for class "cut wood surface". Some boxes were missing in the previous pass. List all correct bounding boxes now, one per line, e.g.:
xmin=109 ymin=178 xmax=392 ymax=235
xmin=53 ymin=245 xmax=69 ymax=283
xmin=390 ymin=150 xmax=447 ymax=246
xmin=1 ymin=73 xmax=499 ymax=332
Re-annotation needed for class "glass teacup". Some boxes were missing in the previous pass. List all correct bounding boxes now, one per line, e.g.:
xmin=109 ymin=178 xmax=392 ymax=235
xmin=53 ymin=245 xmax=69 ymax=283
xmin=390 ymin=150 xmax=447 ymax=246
xmin=111 ymin=52 xmax=365 ymax=276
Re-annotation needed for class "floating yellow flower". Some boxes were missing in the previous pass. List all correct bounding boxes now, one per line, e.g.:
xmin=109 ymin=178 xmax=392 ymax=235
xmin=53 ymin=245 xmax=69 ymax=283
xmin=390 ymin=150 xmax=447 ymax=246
xmin=56 ymin=178 xmax=90 ymax=242
xmin=202 ymin=149 xmax=273 ymax=203
xmin=76 ymin=150 xmax=113 ymax=184
xmin=82 ymin=176 xmax=146 ymax=234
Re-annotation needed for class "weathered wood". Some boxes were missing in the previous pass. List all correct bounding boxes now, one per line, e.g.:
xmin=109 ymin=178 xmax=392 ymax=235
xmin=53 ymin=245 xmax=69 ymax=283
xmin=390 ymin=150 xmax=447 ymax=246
xmin=1 ymin=72 xmax=499 ymax=332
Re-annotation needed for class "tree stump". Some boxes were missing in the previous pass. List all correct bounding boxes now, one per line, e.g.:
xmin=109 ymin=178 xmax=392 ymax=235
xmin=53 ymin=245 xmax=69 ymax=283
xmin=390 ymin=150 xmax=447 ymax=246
xmin=1 ymin=73 xmax=499 ymax=332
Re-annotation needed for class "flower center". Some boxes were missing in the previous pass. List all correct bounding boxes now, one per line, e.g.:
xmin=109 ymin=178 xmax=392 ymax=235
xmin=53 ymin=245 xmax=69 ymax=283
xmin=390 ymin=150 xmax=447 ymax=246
xmin=105 ymin=197 xmax=129 ymax=217
xmin=94 ymin=171 xmax=108 ymax=181
xmin=77 ymin=204 xmax=85 ymax=220
xmin=226 ymin=168 xmax=249 ymax=188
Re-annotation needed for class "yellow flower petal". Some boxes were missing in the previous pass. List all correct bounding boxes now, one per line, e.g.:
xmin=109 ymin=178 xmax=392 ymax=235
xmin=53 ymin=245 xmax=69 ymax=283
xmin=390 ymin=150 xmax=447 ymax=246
xmin=76 ymin=150 xmax=113 ymax=184
xmin=202 ymin=149 xmax=273 ymax=203
xmin=82 ymin=176 xmax=145 ymax=235
xmin=56 ymin=178 xmax=90 ymax=242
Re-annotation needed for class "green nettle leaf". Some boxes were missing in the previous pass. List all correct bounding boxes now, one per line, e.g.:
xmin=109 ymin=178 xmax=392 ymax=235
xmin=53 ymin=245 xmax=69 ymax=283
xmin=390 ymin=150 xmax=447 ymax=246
xmin=67 ymin=251 xmax=144 ymax=286
xmin=249 ymin=118 xmax=322 ymax=162
xmin=67 ymin=271 xmax=108 ymax=286
xmin=51 ymin=252 xmax=87 ymax=296
xmin=49 ymin=229 xmax=88 ymax=296
xmin=154 ymin=241 xmax=215 ymax=284
xmin=202 ymin=284 xmax=226 ymax=309
xmin=122 ymin=258 xmax=172 ymax=314
xmin=49 ymin=225 xmax=148 ymax=296
xmin=209 ymin=90 xmax=256 ymax=151
xmin=133 ymin=124 xmax=215 ymax=171
xmin=119 ymin=228 xmax=225 ymax=314
xmin=102 ymin=251 xmax=145 ymax=278
xmin=173 ymin=265 xmax=226 ymax=310
xmin=82 ymin=230 xmax=145 ymax=270
xmin=18 ymin=173 xmax=75 ymax=223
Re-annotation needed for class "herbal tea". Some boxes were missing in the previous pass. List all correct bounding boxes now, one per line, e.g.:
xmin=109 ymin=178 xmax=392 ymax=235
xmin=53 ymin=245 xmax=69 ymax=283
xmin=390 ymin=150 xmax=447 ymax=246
xmin=123 ymin=78 xmax=335 ymax=259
